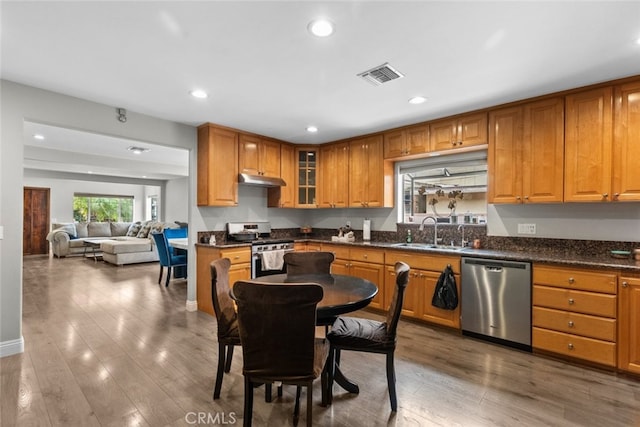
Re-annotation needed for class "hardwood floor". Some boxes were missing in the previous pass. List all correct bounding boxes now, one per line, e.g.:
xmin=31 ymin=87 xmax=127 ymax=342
xmin=2 ymin=255 xmax=640 ymax=426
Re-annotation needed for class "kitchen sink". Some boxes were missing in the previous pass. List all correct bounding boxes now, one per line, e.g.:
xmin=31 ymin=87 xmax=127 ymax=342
xmin=390 ymin=242 xmax=471 ymax=251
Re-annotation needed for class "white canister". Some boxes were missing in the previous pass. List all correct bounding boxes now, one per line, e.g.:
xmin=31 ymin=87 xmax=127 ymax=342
xmin=363 ymin=219 xmax=371 ymax=241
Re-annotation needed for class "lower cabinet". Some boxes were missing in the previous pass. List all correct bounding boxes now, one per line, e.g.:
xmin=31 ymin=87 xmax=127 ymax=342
xmin=322 ymin=243 xmax=386 ymax=310
xmin=532 ymin=264 xmax=617 ymax=367
xmin=618 ymin=276 xmax=640 ymax=374
xmin=196 ymin=245 xmax=251 ymax=316
xmin=385 ymin=251 xmax=461 ymax=329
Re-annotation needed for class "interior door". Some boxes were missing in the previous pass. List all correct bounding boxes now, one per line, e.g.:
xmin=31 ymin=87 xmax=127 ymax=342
xmin=23 ymin=187 xmax=50 ymax=255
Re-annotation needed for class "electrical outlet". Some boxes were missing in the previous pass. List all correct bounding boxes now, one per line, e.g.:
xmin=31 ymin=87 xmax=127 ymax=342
xmin=517 ymin=223 xmax=536 ymax=235
xmin=346 ymin=221 xmax=351 ymax=227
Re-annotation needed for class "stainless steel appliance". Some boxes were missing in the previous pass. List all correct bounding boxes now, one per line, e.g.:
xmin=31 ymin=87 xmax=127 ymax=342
xmin=461 ymin=257 xmax=532 ymax=351
xmin=227 ymin=222 xmax=294 ymax=278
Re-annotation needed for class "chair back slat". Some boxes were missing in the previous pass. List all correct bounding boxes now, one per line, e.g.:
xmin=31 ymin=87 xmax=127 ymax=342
xmin=385 ymin=261 xmax=410 ymax=337
xmin=210 ymin=258 xmax=239 ymax=339
xmin=283 ymin=251 xmax=335 ymax=275
xmin=150 ymin=232 xmax=171 ymax=266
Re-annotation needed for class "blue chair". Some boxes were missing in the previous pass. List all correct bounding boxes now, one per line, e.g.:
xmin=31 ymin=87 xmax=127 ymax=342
xmin=151 ymin=230 xmax=187 ymax=287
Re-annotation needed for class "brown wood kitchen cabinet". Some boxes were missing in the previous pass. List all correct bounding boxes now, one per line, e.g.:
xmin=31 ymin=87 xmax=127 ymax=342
xmin=383 ymin=124 xmax=429 ymax=159
xmin=385 ymin=250 xmax=461 ymax=329
xmin=268 ymin=143 xmax=296 ymax=208
xmin=532 ymin=264 xmax=617 ymax=367
xmin=197 ymin=124 xmax=239 ymax=207
xmin=613 ymin=80 xmax=640 ymax=201
xmin=296 ymin=147 xmax=318 ymax=207
xmin=322 ymin=243 xmax=385 ymax=310
xmin=239 ymin=133 xmax=281 ymax=178
xmin=318 ymin=141 xmax=349 ymax=208
xmin=488 ymin=97 xmax=564 ymax=204
xmin=196 ymin=245 xmax=251 ymax=316
xmin=618 ymin=275 xmax=640 ymax=374
xmin=348 ymin=135 xmax=393 ymax=208
xmin=429 ymin=112 xmax=487 ymax=151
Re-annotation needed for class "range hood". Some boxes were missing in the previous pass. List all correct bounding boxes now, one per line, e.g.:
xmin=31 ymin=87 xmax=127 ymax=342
xmin=238 ymin=173 xmax=286 ymax=187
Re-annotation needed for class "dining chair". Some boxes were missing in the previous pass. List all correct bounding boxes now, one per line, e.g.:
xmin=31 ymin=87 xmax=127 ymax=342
xmin=210 ymin=258 xmax=241 ymax=400
xmin=233 ymin=280 xmax=328 ymax=427
xmin=283 ymin=251 xmax=335 ymax=275
xmin=150 ymin=231 xmax=187 ymax=287
xmin=326 ymin=261 xmax=410 ymax=412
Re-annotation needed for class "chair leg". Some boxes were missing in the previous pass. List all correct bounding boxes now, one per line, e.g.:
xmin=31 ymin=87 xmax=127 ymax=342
xmin=213 ymin=342 xmax=227 ymax=400
xmin=243 ymin=377 xmax=253 ymax=427
xmin=327 ymin=346 xmax=336 ymax=405
xmin=386 ymin=351 xmax=398 ymax=412
xmin=158 ymin=265 xmax=164 ymax=285
xmin=293 ymin=386 xmax=301 ymax=426
xmin=224 ymin=345 xmax=234 ymax=372
xmin=165 ymin=266 xmax=172 ymax=287
xmin=306 ymin=383 xmax=313 ymax=427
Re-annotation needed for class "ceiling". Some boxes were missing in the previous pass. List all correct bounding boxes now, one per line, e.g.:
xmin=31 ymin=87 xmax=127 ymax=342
xmin=3 ymin=1 xmax=640 ymax=180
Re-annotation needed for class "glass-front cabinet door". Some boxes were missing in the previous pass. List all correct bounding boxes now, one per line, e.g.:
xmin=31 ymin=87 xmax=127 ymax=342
xmin=296 ymin=148 xmax=317 ymax=207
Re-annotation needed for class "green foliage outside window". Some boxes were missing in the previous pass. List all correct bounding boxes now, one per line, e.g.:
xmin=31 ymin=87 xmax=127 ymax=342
xmin=73 ymin=195 xmax=133 ymax=222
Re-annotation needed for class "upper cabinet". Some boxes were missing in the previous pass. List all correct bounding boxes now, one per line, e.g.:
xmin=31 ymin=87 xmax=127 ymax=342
xmin=564 ymin=87 xmax=614 ymax=202
xmin=296 ymin=147 xmax=318 ymax=208
xmin=429 ymin=112 xmax=487 ymax=151
xmin=267 ymin=143 xmax=296 ymax=208
xmin=488 ymin=98 xmax=564 ymax=204
xmin=613 ymin=80 xmax=640 ymax=201
xmin=197 ymin=124 xmax=239 ymax=207
xmin=239 ymin=134 xmax=281 ymax=178
xmin=348 ymin=135 xmax=393 ymax=208
xmin=383 ymin=124 xmax=429 ymax=159
xmin=318 ymin=142 xmax=349 ymax=208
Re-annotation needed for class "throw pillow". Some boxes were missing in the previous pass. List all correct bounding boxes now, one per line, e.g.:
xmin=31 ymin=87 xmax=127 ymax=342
xmin=54 ymin=223 xmax=77 ymax=238
xmin=75 ymin=222 xmax=89 ymax=238
xmin=126 ymin=221 xmax=142 ymax=237
xmin=136 ymin=221 xmax=153 ymax=239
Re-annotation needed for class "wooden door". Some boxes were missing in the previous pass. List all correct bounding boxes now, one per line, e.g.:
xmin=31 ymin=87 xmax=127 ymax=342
xmin=564 ymin=87 xmax=613 ymax=202
xmin=197 ymin=125 xmax=238 ymax=206
xmin=613 ymin=80 xmax=640 ymax=201
xmin=383 ymin=130 xmax=405 ymax=158
xmin=429 ymin=118 xmax=457 ymax=151
xmin=522 ymin=97 xmax=565 ymax=203
xmin=350 ymin=261 xmax=385 ymax=310
xmin=318 ymin=143 xmax=337 ymax=208
xmin=458 ymin=112 xmax=488 ymax=148
xmin=260 ymin=138 xmax=281 ymax=178
xmin=238 ymin=134 xmax=261 ymax=175
xmin=268 ymin=143 xmax=295 ymax=207
xmin=348 ymin=138 xmax=368 ymax=207
xmin=488 ymin=106 xmax=523 ymax=203
xmin=418 ymin=270 xmax=461 ymax=328
xmin=23 ymin=187 xmax=50 ymax=255
xmin=360 ymin=135 xmax=385 ymax=207
xmin=618 ymin=277 xmax=640 ymax=374
xmin=405 ymin=124 xmax=429 ymax=156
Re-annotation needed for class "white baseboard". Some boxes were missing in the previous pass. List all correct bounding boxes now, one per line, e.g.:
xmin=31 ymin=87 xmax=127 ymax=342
xmin=185 ymin=299 xmax=198 ymax=312
xmin=0 ymin=336 xmax=24 ymax=358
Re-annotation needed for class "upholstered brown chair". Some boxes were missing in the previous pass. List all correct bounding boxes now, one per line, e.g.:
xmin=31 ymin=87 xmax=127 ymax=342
xmin=283 ymin=251 xmax=335 ymax=276
xmin=233 ymin=280 xmax=328 ymax=427
xmin=326 ymin=261 xmax=410 ymax=412
xmin=210 ymin=258 xmax=241 ymax=400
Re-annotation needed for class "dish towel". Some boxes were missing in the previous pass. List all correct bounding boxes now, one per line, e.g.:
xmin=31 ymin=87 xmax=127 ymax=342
xmin=261 ymin=249 xmax=285 ymax=270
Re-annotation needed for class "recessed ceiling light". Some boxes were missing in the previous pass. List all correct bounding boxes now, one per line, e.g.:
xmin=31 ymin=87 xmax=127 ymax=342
xmin=33 ymin=134 xmax=45 ymax=140
xmin=409 ymin=96 xmax=427 ymax=105
xmin=306 ymin=126 xmax=318 ymax=133
xmin=127 ymin=146 xmax=150 ymax=155
xmin=308 ymin=19 xmax=334 ymax=37
xmin=190 ymin=89 xmax=208 ymax=99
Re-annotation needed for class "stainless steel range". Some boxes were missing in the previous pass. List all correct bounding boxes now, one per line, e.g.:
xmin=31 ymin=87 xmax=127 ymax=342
xmin=227 ymin=222 xmax=294 ymax=278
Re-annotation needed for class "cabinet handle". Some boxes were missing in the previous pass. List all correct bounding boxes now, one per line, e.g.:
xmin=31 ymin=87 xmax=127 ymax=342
xmin=524 ymin=196 xmax=529 ymax=200
xmin=568 ymin=321 xmax=574 ymax=327
xmin=568 ymin=277 xmax=575 ymax=284
xmin=622 ymin=281 xmax=629 ymax=288
xmin=568 ymin=298 xmax=574 ymax=305
xmin=363 ymin=254 xmax=368 ymax=259
xmin=516 ymin=196 xmax=521 ymax=201
xmin=568 ymin=343 xmax=574 ymax=350
xmin=234 ymin=256 xmax=240 ymax=259
xmin=602 ymin=193 xmax=608 ymax=199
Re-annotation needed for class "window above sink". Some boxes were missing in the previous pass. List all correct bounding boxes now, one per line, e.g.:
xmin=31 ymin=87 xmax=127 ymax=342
xmin=397 ymin=150 xmax=488 ymax=224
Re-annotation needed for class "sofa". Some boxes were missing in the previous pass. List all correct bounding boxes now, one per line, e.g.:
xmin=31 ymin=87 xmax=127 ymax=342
xmin=47 ymin=221 xmax=180 ymax=266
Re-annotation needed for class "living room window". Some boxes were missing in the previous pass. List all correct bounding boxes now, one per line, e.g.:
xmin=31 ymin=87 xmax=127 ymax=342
xmin=73 ymin=194 xmax=134 ymax=222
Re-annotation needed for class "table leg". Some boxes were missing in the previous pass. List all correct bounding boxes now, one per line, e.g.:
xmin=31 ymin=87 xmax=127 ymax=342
xmin=333 ymin=364 xmax=359 ymax=394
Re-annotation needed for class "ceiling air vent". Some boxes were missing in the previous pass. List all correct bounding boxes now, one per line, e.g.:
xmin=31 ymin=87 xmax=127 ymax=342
xmin=357 ymin=62 xmax=405 ymax=86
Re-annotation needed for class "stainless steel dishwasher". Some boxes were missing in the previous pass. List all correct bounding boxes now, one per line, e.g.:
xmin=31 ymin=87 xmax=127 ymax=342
xmin=461 ymin=257 xmax=532 ymax=351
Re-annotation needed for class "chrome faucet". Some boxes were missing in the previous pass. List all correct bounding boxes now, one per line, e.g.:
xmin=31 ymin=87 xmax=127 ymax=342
xmin=458 ymin=224 xmax=466 ymax=247
xmin=419 ymin=216 xmax=438 ymax=246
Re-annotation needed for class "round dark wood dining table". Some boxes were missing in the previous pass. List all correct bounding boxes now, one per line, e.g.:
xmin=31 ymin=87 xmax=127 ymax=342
xmin=251 ymin=273 xmax=378 ymax=324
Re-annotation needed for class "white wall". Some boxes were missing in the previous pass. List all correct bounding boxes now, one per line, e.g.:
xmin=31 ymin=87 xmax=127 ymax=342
xmin=164 ymin=177 xmax=188 ymax=223
xmin=0 ymin=80 xmax=196 ymax=357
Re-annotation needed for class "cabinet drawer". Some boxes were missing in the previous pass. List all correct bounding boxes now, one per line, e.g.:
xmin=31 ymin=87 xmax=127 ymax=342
xmin=322 ymin=244 xmax=350 ymax=260
xmin=306 ymin=243 xmax=322 ymax=252
xmin=533 ymin=285 xmax=616 ymax=318
xmin=533 ymin=306 xmax=616 ymax=342
xmin=350 ymin=247 xmax=384 ymax=264
xmin=219 ymin=248 xmax=251 ymax=264
xmin=533 ymin=327 xmax=616 ymax=366
xmin=386 ymin=251 xmax=459 ymax=274
xmin=534 ymin=265 xmax=617 ymax=294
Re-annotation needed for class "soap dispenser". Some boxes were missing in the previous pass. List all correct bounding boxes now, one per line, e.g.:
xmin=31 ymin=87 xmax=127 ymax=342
xmin=406 ymin=229 xmax=412 ymax=243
